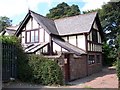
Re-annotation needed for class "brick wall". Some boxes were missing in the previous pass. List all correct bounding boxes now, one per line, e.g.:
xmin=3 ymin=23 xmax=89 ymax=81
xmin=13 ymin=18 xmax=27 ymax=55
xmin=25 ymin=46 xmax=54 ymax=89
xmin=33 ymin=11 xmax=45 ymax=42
xmin=87 ymin=52 xmax=102 ymax=75
xmin=69 ymin=54 xmax=87 ymax=81
xmin=45 ymin=52 xmax=102 ymax=82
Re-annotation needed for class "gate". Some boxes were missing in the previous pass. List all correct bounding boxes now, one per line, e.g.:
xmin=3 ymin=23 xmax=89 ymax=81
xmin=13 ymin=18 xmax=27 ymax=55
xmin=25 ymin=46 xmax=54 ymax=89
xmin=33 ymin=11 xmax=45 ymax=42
xmin=2 ymin=43 xmax=17 ymax=82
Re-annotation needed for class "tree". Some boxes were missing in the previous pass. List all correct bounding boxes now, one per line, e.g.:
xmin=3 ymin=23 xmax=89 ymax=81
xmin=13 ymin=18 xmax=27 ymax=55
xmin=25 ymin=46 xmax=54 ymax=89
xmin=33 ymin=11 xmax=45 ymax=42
xmin=100 ymin=1 xmax=120 ymax=45
xmin=0 ymin=16 xmax=12 ymax=32
xmin=46 ymin=2 xmax=81 ymax=19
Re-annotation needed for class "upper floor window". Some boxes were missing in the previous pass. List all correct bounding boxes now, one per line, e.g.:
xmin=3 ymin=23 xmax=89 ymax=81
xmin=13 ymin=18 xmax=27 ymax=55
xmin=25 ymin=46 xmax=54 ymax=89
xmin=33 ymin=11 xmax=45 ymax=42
xmin=26 ymin=29 xmax=39 ymax=43
xmin=92 ymin=30 xmax=98 ymax=43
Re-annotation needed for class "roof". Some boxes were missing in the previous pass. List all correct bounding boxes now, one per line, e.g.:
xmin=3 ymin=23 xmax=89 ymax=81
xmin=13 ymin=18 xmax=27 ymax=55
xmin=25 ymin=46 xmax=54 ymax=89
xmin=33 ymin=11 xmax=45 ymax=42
xmin=54 ymin=12 xmax=97 ymax=36
xmin=25 ymin=42 xmax=49 ymax=53
xmin=52 ymin=37 xmax=86 ymax=55
xmin=6 ymin=25 xmax=19 ymax=30
xmin=2 ymin=25 xmax=19 ymax=36
xmin=30 ymin=11 xmax=59 ymax=35
xmin=15 ymin=10 xmax=98 ymax=37
xmin=15 ymin=10 xmax=59 ymax=36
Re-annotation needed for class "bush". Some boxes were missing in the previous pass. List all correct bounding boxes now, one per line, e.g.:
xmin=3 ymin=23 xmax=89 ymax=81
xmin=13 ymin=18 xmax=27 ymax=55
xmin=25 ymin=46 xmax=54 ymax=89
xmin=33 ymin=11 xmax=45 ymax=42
xmin=116 ymin=58 xmax=120 ymax=80
xmin=0 ymin=36 xmax=20 ymax=45
xmin=17 ymin=49 xmax=32 ymax=82
xmin=28 ymin=54 xmax=63 ymax=85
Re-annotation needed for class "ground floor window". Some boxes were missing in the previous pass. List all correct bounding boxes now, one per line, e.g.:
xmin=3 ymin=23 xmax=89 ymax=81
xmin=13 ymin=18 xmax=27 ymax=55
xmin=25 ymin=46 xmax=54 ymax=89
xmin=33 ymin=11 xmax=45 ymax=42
xmin=88 ymin=55 xmax=95 ymax=65
xmin=96 ymin=55 xmax=100 ymax=63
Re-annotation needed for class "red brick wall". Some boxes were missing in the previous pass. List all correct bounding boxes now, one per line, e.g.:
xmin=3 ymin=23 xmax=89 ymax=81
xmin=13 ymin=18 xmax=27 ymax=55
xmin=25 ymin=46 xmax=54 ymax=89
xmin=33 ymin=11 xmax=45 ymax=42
xmin=46 ymin=52 xmax=102 ymax=82
xmin=87 ymin=52 xmax=102 ymax=75
xmin=69 ymin=54 xmax=87 ymax=81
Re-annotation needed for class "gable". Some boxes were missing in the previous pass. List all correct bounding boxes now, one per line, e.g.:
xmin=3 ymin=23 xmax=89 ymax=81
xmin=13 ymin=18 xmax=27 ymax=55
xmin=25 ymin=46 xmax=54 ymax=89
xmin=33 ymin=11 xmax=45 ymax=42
xmin=26 ymin=17 xmax=39 ymax=30
xmin=15 ymin=10 xmax=58 ymax=36
xmin=87 ymin=20 xmax=102 ymax=43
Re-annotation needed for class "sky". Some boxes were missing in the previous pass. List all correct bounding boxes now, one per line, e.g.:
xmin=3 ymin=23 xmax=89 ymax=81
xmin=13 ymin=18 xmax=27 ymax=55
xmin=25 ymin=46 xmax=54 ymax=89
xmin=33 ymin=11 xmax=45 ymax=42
xmin=0 ymin=0 xmax=111 ymax=25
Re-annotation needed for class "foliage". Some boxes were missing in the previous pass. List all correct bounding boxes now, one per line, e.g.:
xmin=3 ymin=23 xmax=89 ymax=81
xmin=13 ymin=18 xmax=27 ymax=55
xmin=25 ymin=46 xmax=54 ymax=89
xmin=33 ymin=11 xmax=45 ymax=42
xmin=28 ymin=54 xmax=63 ymax=85
xmin=46 ymin=2 xmax=80 ymax=19
xmin=0 ymin=16 xmax=12 ymax=32
xmin=17 ymin=48 xmax=32 ymax=82
xmin=102 ymin=42 xmax=116 ymax=66
xmin=0 ymin=36 xmax=20 ymax=45
xmin=116 ymin=34 xmax=120 ymax=80
xmin=0 ymin=36 xmax=32 ymax=82
xmin=100 ymin=1 xmax=120 ymax=45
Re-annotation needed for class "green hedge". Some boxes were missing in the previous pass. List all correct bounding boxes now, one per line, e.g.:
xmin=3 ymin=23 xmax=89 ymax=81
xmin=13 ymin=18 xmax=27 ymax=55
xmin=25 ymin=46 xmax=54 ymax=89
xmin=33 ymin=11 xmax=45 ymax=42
xmin=1 ymin=36 xmax=63 ymax=85
xmin=117 ymin=58 xmax=120 ymax=80
xmin=17 ymin=52 xmax=64 ymax=85
xmin=17 ymin=49 xmax=32 ymax=82
xmin=28 ymin=54 xmax=63 ymax=85
xmin=0 ymin=36 xmax=20 ymax=45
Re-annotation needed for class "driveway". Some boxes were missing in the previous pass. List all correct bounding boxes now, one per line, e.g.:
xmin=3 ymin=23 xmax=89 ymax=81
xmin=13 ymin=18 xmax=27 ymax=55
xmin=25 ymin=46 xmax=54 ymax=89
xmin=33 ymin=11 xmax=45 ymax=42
xmin=2 ymin=67 xmax=118 ymax=89
xmin=67 ymin=66 xmax=118 ymax=88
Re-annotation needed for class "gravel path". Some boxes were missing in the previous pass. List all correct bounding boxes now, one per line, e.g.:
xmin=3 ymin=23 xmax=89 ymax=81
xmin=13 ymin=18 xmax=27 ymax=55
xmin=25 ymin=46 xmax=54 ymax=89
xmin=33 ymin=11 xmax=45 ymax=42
xmin=3 ymin=67 xmax=118 ymax=89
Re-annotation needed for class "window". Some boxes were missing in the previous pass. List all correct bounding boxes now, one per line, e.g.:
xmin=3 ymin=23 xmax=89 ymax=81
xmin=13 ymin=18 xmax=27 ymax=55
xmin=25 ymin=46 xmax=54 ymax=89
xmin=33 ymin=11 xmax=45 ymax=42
xmin=26 ymin=29 xmax=39 ymax=43
xmin=96 ymin=55 xmax=100 ymax=63
xmin=88 ymin=55 xmax=95 ymax=65
xmin=26 ymin=31 xmax=30 ymax=43
xmin=92 ymin=30 xmax=98 ymax=43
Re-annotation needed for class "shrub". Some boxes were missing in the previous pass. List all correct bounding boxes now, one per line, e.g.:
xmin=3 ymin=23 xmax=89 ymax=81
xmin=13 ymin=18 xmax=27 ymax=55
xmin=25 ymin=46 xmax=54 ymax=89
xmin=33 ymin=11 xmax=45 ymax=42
xmin=116 ymin=58 xmax=120 ymax=80
xmin=17 ymin=49 xmax=32 ymax=82
xmin=28 ymin=54 xmax=63 ymax=85
xmin=0 ymin=36 xmax=20 ymax=45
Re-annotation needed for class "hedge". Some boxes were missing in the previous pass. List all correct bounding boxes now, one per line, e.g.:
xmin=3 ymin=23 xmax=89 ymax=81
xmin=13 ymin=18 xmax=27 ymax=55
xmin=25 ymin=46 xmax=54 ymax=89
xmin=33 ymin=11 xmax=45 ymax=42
xmin=117 ymin=57 xmax=120 ymax=80
xmin=28 ymin=54 xmax=63 ymax=85
xmin=1 ymin=36 xmax=64 ymax=85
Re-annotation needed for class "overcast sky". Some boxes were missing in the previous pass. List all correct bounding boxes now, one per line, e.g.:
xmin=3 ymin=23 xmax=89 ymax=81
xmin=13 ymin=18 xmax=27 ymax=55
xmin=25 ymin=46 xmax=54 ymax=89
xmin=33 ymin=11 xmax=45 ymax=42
xmin=0 ymin=0 xmax=110 ymax=25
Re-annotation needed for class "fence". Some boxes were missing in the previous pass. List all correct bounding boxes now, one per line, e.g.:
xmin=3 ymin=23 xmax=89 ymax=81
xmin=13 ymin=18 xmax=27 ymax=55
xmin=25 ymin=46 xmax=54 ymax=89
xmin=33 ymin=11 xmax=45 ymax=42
xmin=2 ymin=43 xmax=17 ymax=82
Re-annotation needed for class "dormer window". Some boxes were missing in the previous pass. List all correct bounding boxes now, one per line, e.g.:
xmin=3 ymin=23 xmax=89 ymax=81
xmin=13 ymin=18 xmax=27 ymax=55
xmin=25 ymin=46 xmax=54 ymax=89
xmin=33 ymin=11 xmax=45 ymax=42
xmin=26 ymin=29 xmax=39 ymax=43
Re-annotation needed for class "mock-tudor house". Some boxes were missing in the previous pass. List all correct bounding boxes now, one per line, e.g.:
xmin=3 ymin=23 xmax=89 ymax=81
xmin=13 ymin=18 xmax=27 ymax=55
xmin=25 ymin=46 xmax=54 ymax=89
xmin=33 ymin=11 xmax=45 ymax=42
xmin=15 ymin=10 xmax=103 ymax=82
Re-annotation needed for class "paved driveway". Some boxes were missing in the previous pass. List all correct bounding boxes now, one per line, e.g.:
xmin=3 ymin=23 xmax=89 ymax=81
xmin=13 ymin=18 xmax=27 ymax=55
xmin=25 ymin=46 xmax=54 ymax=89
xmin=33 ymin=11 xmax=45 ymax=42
xmin=67 ymin=67 xmax=118 ymax=88
xmin=2 ymin=67 xmax=118 ymax=89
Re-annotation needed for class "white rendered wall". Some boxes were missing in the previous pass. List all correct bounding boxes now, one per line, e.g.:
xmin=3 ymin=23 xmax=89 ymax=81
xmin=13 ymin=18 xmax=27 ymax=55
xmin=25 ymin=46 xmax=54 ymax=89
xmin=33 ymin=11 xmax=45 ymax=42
xmin=93 ymin=21 xmax=98 ymax=30
xmin=39 ymin=28 xmax=44 ymax=42
xmin=53 ymin=42 xmax=61 ymax=52
xmin=69 ymin=36 xmax=76 ymax=46
xmin=77 ymin=35 xmax=86 ymax=51
xmin=45 ymin=30 xmax=49 ymax=42
xmin=33 ymin=18 xmax=39 ymax=29
xmin=26 ymin=18 xmax=32 ymax=30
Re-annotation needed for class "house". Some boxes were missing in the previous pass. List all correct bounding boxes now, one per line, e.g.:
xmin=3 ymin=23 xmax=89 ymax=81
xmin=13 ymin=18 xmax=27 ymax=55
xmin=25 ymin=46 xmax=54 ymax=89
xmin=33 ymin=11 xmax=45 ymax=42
xmin=0 ymin=25 xmax=19 ymax=36
xmin=15 ymin=10 xmax=103 ymax=82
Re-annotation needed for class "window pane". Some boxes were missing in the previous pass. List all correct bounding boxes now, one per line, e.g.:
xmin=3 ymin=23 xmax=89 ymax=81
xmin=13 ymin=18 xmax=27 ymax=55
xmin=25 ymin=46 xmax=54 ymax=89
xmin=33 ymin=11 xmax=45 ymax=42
xmin=31 ymin=31 xmax=34 ymax=42
xmin=35 ymin=30 xmax=39 ymax=42
xmin=26 ymin=31 xmax=30 ymax=43
xmin=96 ymin=55 xmax=100 ymax=63
xmin=88 ymin=55 xmax=95 ymax=65
xmin=92 ymin=30 xmax=98 ymax=43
